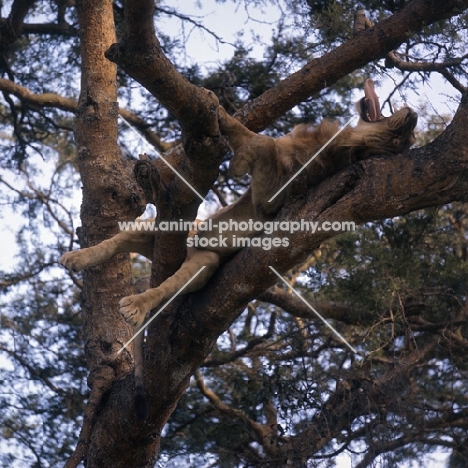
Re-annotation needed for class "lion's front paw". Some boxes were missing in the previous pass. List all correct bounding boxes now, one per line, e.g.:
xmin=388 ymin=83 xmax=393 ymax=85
xmin=119 ymin=295 xmax=148 ymax=329
xmin=59 ymin=250 xmax=93 ymax=272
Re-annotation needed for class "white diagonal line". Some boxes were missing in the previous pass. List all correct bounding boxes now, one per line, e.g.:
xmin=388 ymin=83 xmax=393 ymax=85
xmin=119 ymin=113 xmax=205 ymax=201
xmin=268 ymin=115 xmax=357 ymax=203
xmin=117 ymin=266 xmax=207 ymax=354
xmin=268 ymin=266 xmax=358 ymax=354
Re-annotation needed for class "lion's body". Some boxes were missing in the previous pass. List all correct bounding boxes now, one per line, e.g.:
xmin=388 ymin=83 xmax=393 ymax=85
xmin=59 ymin=79 xmax=418 ymax=419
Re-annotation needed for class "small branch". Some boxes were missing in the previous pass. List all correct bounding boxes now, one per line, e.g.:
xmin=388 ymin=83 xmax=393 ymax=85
xmin=211 ymin=185 xmax=228 ymax=207
xmin=384 ymin=50 xmax=468 ymax=93
xmin=155 ymin=6 xmax=234 ymax=46
xmin=0 ymin=344 xmax=64 ymax=394
xmin=0 ymin=261 xmax=56 ymax=288
xmin=0 ymin=0 xmax=36 ymax=49
xmin=287 ymin=337 xmax=440 ymax=461
xmin=1 ymin=170 xmax=74 ymax=236
xmin=0 ymin=78 xmax=172 ymax=153
xmin=202 ymin=323 xmax=274 ymax=367
xmin=385 ymin=51 xmax=468 ymax=72
xmin=353 ymin=393 xmax=468 ymax=468
xmin=194 ymin=370 xmax=278 ymax=456
xmin=439 ymin=69 xmax=467 ymax=94
xmin=22 ymin=22 xmax=78 ymax=37
xmin=119 ymin=109 xmax=174 ymax=153
xmin=259 ymin=286 xmax=359 ymax=324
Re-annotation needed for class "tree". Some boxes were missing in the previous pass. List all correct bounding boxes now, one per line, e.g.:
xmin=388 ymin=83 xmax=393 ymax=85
xmin=1 ymin=0 xmax=468 ymax=467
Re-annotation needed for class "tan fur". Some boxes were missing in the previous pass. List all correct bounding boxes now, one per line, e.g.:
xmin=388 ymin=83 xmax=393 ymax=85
xmin=219 ymin=104 xmax=417 ymax=216
xmin=59 ymin=80 xmax=417 ymax=418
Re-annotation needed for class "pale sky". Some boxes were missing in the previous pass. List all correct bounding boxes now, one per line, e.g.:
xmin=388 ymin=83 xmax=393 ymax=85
xmin=0 ymin=3 xmax=459 ymax=465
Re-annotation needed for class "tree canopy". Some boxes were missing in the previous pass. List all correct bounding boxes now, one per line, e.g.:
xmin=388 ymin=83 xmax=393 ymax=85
xmin=1 ymin=1 xmax=468 ymax=467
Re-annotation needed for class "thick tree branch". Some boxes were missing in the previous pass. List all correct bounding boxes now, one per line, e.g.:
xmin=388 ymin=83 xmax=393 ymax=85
xmin=95 ymin=89 xmax=468 ymax=467
xmin=106 ymin=1 xmax=468 ymax=134
xmin=157 ymin=92 xmax=468 ymax=417
xmin=105 ymin=0 xmax=220 ymax=140
xmin=0 ymin=76 xmax=77 ymax=109
xmin=237 ymin=0 xmax=468 ymax=131
xmin=106 ymin=0 xmax=230 ymax=289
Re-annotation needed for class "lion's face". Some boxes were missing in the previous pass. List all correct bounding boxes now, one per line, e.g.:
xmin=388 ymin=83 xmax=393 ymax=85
xmin=355 ymin=106 xmax=418 ymax=156
xmin=354 ymin=79 xmax=418 ymax=156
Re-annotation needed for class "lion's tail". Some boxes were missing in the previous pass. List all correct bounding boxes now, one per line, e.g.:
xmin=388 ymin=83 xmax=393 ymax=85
xmin=134 ymin=383 xmax=147 ymax=420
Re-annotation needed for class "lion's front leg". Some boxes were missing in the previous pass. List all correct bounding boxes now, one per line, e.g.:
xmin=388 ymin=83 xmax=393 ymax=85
xmin=59 ymin=222 xmax=155 ymax=272
xmin=119 ymin=249 xmax=220 ymax=328
xmin=59 ymin=243 xmax=115 ymax=272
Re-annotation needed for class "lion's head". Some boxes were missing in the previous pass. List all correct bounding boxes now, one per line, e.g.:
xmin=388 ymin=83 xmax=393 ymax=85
xmin=354 ymin=79 xmax=418 ymax=157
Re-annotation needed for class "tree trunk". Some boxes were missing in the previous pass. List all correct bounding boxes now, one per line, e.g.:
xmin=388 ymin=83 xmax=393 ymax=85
xmin=72 ymin=1 xmax=145 ymax=466
xmin=69 ymin=0 xmax=468 ymax=466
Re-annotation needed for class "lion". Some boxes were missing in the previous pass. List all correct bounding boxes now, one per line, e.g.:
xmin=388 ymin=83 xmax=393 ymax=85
xmin=59 ymin=79 xmax=418 ymax=418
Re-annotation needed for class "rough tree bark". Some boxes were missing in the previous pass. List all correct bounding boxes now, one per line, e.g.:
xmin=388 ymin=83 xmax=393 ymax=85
xmin=65 ymin=1 xmax=145 ymax=466
xmin=66 ymin=0 xmax=468 ymax=467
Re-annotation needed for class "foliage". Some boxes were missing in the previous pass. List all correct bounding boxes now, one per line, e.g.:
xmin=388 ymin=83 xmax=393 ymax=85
xmin=0 ymin=0 xmax=468 ymax=467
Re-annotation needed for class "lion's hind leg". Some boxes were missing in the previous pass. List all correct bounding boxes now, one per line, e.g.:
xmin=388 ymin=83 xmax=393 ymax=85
xmin=119 ymin=248 xmax=220 ymax=329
